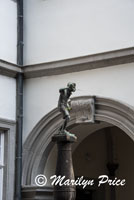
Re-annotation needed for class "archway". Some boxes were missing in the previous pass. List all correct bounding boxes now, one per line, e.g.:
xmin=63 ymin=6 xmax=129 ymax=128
xmin=72 ymin=125 xmax=134 ymax=200
xmin=22 ymin=96 xmax=134 ymax=186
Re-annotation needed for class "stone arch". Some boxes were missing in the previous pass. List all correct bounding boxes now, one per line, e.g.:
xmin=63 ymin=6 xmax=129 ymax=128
xmin=22 ymin=96 xmax=134 ymax=185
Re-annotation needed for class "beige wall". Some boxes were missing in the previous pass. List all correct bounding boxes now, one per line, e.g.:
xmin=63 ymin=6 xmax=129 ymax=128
xmin=0 ymin=0 xmax=17 ymax=63
xmin=0 ymin=75 xmax=16 ymax=120
xmin=24 ymin=0 xmax=134 ymax=65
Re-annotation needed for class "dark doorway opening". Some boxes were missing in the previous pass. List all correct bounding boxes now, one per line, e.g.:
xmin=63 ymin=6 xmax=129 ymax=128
xmin=76 ymin=188 xmax=93 ymax=200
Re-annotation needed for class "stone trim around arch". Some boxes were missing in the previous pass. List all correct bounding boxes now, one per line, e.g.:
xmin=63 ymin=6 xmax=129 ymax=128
xmin=22 ymin=96 xmax=134 ymax=185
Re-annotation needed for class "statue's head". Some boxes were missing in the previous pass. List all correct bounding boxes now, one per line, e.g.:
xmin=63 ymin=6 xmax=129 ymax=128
xmin=67 ymin=82 xmax=76 ymax=92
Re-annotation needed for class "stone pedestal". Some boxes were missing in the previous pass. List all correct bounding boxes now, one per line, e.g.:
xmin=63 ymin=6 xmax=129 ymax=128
xmin=22 ymin=186 xmax=53 ymax=200
xmin=52 ymin=133 xmax=77 ymax=200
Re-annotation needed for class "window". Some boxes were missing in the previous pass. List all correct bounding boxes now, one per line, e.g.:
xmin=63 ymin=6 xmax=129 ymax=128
xmin=0 ymin=131 xmax=4 ymax=200
xmin=0 ymin=120 xmax=15 ymax=200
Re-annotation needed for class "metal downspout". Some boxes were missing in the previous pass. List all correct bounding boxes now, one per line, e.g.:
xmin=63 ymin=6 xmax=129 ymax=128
xmin=15 ymin=0 xmax=23 ymax=199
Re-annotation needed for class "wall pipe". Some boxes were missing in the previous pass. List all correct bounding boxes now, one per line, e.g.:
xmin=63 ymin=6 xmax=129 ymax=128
xmin=17 ymin=0 xmax=23 ymax=66
xmin=15 ymin=0 xmax=23 ymax=199
xmin=15 ymin=73 xmax=23 ymax=200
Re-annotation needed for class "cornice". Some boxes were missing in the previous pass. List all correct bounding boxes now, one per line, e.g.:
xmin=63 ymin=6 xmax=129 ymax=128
xmin=22 ymin=47 xmax=134 ymax=78
xmin=0 ymin=47 xmax=134 ymax=78
xmin=0 ymin=59 xmax=22 ymax=78
xmin=0 ymin=117 xmax=16 ymax=129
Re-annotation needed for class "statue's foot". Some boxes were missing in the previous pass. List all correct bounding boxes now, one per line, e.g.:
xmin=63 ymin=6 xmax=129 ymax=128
xmin=59 ymin=129 xmax=76 ymax=139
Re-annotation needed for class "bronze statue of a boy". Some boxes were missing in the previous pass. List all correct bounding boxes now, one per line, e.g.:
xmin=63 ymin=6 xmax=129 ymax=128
xmin=58 ymin=82 xmax=76 ymax=133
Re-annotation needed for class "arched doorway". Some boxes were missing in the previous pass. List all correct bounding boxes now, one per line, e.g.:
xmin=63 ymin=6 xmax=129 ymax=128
xmin=22 ymin=96 xmax=134 ymax=199
xmin=72 ymin=125 xmax=134 ymax=200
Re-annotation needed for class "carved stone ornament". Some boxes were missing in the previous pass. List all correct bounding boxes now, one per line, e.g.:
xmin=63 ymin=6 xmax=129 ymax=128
xmin=71 ymin=97 xmax=95 ymax=123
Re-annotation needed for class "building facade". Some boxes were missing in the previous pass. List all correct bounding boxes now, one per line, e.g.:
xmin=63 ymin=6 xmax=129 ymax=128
xmin=0 ymin=0 xmax=134 ymax=199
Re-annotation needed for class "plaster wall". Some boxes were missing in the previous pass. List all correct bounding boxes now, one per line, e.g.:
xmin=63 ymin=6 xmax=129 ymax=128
xmin=0 ymin=75 xmax=16 ymax=120
xmin=23 ymin=62 xmax=134 ymax=141
xmin=0 ymin=0 xmax=17 ymax=64
xmin=24 ymin=0 xmax=134 ymax=65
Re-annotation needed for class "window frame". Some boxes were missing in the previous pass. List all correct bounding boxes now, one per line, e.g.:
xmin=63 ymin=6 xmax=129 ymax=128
xmin=0 ymin=119 xmax=16 ymax=200
xmin=0 ymin=131 xmax=4 ymax=200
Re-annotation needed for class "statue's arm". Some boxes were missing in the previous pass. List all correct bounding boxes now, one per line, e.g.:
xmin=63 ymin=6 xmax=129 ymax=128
xmin=59 ymin=88 xmax=65 ymax=94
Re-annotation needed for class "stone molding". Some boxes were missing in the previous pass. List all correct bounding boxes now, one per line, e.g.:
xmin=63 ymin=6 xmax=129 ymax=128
xmin=0 ymin=59 xmax=21 ymax=77
xmin=22 ymin=96 xmax=134 ymax=186
xmin=23 ymin=47 xmax=134 ymax=78
xmin=22 ymin=186 xmax=53 ymax=200
xmin=0 ymin=47 xmax=134 ymax=78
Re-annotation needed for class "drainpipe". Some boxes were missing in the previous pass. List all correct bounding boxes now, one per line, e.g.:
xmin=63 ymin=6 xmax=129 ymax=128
xmin=15 ymin=73 xmax=23 ymax=200
xmin=17 ymin=0 xmax=23 ymax=66
xmin=15 ymin=0 xmax=23 ymax=200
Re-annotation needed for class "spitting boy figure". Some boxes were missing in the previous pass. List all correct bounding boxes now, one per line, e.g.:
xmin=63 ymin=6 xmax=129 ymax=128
xmin=58 ymin=82 xmax=76 ymax=133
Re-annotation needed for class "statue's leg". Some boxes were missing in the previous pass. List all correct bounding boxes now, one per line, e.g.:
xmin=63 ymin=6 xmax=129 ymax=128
xmin=63 ymin=115 xmax=70 ymax=130
xmin=59 ymin=117 xmax=68 ymax=132
xmin=59 ymin=105 xmax=70 ymax=133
